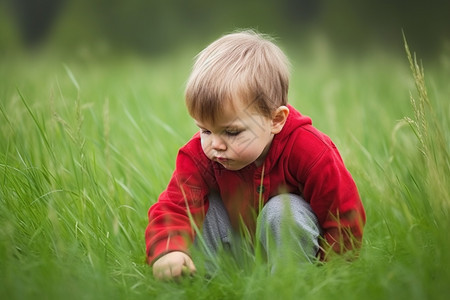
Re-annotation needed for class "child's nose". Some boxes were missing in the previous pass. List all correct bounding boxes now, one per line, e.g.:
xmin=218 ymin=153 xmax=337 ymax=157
xmin=211 ymin=135 xmax=226 ymax=151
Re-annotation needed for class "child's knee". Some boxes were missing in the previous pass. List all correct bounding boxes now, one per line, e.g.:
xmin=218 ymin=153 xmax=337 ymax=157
xmin=259 ymin=193 xmax=318 ymax=225
xmin=258 ymin=193 xmax=321 ymax=252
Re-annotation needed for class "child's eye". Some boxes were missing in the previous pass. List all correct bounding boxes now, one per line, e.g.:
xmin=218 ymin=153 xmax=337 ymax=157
xmin=225 ymin=130 xmax=242 ymax=136
xmin=201 ymin=129 xmax=211 ymax=135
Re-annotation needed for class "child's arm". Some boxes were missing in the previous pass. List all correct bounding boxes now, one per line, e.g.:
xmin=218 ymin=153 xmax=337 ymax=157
xmin=291 ymin=129 xmax=366 ymax=257
xmin=304 ymin=145 xmax=365 ymax=256
xmin=145 ymin=140 xmax=212 ymax=267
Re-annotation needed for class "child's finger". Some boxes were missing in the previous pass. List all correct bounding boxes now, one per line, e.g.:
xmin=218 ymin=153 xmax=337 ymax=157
xmin=186 ymin=257 xmax=197 ymax=271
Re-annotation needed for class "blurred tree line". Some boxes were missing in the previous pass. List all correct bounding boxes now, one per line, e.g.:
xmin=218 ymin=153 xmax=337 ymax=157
xmin=1 ymin=0 xmax=449 ymax=57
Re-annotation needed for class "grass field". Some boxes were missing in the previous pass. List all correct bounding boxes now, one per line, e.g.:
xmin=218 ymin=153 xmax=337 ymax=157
xmin=1 ymin=40 xmax=449 ymax=299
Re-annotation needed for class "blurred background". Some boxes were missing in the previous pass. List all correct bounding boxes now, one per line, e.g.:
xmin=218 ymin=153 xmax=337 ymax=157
xmin=0 ymin=0 xmax=449 ymax=59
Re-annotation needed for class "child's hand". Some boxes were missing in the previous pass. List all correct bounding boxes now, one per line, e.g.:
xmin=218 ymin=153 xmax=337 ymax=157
xmin=152 ymin=251 xmax=196 ymax=280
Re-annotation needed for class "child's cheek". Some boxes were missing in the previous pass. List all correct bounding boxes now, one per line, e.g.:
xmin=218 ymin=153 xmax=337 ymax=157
xmin=200 ymin=137 xmax=211 ymax=156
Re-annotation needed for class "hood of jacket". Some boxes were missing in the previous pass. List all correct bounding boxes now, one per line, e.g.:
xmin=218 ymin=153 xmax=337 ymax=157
xmin=263 ymin=104 xmax=312 ymax=171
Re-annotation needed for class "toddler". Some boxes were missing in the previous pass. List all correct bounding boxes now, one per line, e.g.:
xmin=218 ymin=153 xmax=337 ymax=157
xmin=145 ymin=30 xmax=366 ymax=280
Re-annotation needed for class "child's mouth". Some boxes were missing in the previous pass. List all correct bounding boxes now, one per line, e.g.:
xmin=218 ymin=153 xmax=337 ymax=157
xmin=216 ymin=157 xmax=229 ymax=164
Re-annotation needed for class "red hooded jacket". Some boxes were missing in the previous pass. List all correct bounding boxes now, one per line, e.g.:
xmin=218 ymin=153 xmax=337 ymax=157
xmin=146 ymin=105 xmax=366 ymax=264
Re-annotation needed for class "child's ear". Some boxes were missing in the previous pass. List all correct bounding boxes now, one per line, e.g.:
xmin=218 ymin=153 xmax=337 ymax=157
xmin=271 ymin=106 xmax=289 ymax=134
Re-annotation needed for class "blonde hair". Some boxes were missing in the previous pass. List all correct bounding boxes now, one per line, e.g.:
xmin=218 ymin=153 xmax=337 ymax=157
xmin=185 ymin=30 xmax=290 ymax=122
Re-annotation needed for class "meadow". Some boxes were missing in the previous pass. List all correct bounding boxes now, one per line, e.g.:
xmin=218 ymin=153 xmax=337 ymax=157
xmin=0 ymin=40 xmax=449 ymax=299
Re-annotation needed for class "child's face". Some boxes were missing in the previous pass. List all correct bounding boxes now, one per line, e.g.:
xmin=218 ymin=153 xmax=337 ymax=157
xmin=195 ymin=98 xmax=275 ymax=171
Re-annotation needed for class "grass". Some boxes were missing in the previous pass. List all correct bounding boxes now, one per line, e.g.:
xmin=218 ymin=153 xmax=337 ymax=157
xmin=0 ymin=40 xmax=449 ymax=299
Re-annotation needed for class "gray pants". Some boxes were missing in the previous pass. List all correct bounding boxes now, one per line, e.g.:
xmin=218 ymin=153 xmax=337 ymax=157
xmin=199 ymin=193 xmax=321 ymax=265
